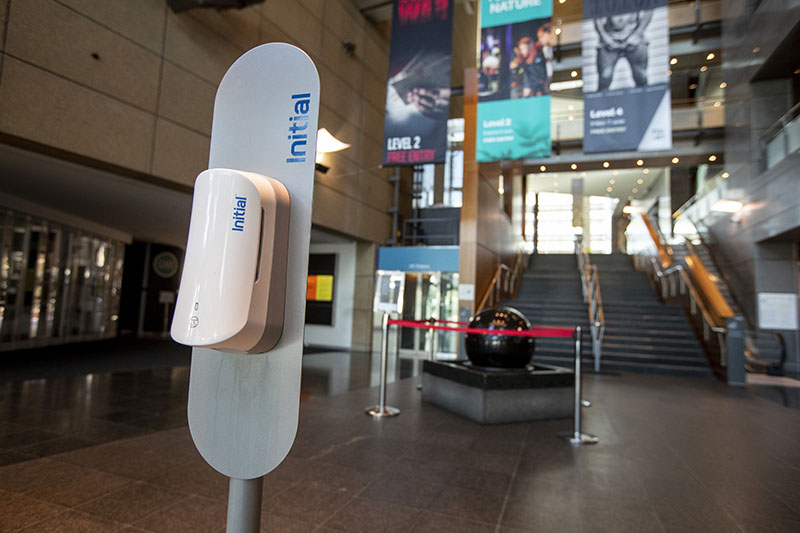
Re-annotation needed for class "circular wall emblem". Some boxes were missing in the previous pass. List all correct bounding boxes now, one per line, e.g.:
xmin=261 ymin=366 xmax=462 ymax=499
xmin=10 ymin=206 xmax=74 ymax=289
xmin=153 ymin=251 xmax=179 ymax=278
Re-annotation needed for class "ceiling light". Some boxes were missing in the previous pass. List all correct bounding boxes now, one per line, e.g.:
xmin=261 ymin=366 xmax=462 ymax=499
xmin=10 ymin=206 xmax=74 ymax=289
xmin=613 ymin=170 xmax=618 ymax=175
xmin=553 ymin=181 xmax=558 ymax=187
xmin=670 ymin=57 xmax=678 ymax=65
xmin=753 ymin=47 xmax=760 ymax=54
xmin=720 ymin=82 xmax=727 ymax=88
xmin=632 ymin=187 xmax=639 ymax=193
xmin=672 ymin=157 xmax=680 ymax=164
xmin=722 ymin=172 xmax=730 ymax=178
xmin=568 ymin=104 xmax=574 ymax=110
xmin=643 ymin=168 xmax=649 ymax=174
xmin=708 ymin=154 xmax=717 ymax=162
xmin=711 ymin=199 xmax=743 ymax=213
xmin=571 ymin=163 xmax=577 ymax=170
xmin=316 ymin=128 xmax=351 ymax=162
xmin=571 ymin=70 xmax=578 ymax=78
xmin=609 ymin=179 xmax=616 ymax=185
xmin=637 ymin=178 xmax=644 ymax=184
xmin=622 ymin=205 xmax=637 ymax=214
xmin=568 ymin=115 xmax=574 ymax=121
xmin=540 ymin=165 xmax=546 ymax=172
xmin=689 ymin=83 xmax=698 ymax=90
xmin=581 ymin=172 xmax=586 ymax=177
xmin=700 ymin=65 xmax=708 ymax=72
xmin=603 ymin=161 xmax=610 ymax=168
xmin=559 ymin=0 xmax=566 ymax=3
xmin=607 ymin=187 xmax=613 ymax=192
xmin=498 ymin=174 xmax=505 ymax=195
xmin=554 ymin=27 xmax=562 ymax=35
xmin=714 ymin=101 xmax=721 ymax=107
xmin=636 ymin=159 xmax=644 ymax=166
xmin=706 ymin=52 xmax=715 ymax=60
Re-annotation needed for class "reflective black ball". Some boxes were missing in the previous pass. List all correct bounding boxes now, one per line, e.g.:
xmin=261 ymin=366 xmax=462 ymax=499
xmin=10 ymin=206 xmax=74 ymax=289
xmin=465 ymin=306 xmax=535 ymax=368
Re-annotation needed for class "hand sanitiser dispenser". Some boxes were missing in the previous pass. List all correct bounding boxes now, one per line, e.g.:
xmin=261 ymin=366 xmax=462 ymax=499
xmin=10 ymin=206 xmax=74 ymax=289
xmin=171 ymin=168 xmax=290 ymax=353
xmin=178 ymin=43 xmax=319 ymax=533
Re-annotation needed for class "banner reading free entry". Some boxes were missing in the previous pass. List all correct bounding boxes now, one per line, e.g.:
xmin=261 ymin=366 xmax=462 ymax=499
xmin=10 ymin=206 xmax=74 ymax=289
xmin=582 ymin=0 xmax=672 ymax=153
xmin=382 ymin=0 xmax=454 ymax=166
xmin=477 ymin=0 xmax=553 ymax=162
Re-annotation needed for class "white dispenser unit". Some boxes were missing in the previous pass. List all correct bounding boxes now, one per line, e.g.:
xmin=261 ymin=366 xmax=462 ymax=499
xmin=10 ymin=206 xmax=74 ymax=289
xmin=171 ymin=168 xmax=290 ymax=354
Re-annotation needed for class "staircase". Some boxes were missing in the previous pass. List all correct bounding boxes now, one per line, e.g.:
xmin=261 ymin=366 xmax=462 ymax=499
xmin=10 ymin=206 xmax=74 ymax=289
xmin=507 ymin=253 xmax=712 ymax=376
xmin=504 ymin=254 xmax=592 ymax=366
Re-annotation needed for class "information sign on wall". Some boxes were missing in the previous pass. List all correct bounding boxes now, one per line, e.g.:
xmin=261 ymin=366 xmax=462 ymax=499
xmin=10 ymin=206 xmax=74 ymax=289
xmin=382 ymin=0 xmax=454 ymax=166
xmin=582 ymin=0 xmax=672 ymax=153
xmin=477 ymin=0 xmax=553 ymax=162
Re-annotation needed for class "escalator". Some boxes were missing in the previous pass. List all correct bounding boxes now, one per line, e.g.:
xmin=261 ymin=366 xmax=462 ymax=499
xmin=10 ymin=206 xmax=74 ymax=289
xmin=629 ymin=214 xmax=786 ymax=380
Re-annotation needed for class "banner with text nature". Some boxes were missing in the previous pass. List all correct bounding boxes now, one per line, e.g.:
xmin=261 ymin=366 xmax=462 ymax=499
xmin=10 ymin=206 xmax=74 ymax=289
xmin=582 ymin=0 xmax=672 ymax=153
xmin=477 ymin=0 xmax=553 ymax=162
xmin=382 ymin=0 xmax=454 ymax=166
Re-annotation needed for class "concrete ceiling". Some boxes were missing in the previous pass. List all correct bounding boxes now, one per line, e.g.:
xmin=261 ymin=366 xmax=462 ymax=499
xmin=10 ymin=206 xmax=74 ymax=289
xmin=528 ymin=167 xmax=666 ymax=204
xmin=0 ymin=144 xmax=193 ymax=248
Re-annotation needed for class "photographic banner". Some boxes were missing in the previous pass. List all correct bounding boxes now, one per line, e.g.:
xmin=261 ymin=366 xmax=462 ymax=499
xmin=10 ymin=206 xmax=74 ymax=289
xmin=582 ymin=0 xmax=672 ymax=153
xmin=477 ymin=0 xmax=553 ymax=162
xmin=382 ymin=0 xmax=454 ymax=166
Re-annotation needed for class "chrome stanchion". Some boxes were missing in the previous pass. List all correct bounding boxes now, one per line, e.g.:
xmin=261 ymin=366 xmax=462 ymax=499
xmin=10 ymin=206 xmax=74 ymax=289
xmin=366 ymin=312 xmax=400 ymax=418
xmin=558 ymin=326 xmax=598 ymax=445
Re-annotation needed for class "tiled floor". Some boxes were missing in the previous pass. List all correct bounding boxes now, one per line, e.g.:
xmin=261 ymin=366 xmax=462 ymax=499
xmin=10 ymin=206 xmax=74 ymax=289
xmin=2 ymin=342 xmax=800 ymax=531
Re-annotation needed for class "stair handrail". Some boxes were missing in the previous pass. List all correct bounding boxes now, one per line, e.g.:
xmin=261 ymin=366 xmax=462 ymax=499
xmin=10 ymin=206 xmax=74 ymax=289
xmin=575 ymin=240 xmax=605 ymax=372
xmin=634 ymin=215 xmax=729 ymax=369
xmin=475 ymin=250 xmax=528 ymax=314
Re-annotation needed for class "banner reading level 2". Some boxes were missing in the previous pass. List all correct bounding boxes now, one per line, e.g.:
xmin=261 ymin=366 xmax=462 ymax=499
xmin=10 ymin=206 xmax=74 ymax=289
xmin=382 ymin=0 xmax=454 ymax=166
xmin=582 ymin=0 xmax=672 ymax=153
xmin=477 ymin=0 xmax=553 ymax=162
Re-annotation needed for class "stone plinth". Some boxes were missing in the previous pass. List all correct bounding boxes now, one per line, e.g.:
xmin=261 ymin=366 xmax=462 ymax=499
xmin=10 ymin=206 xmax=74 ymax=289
xmin=421 ymin=361 xmax=573 ymax=424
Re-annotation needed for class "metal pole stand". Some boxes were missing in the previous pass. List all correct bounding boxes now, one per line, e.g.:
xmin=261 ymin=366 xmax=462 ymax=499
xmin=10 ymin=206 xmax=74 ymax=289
xmin=366 ymin=312 xmax=400 ymax=418
xmin=558 ymin=326 xmax=599 ymax=445
xmin=226 ymin=477 xmax=263 ymax=533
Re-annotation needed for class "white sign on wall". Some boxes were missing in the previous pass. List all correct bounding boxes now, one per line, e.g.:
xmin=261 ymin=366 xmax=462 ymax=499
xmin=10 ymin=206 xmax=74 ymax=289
xmin=758 ymin=292 xmax=799 ymax=330
xmin=374 ymin=271 xmax=405 ymax=313
xmin=458 ymin=283 xmax=475 ymax=301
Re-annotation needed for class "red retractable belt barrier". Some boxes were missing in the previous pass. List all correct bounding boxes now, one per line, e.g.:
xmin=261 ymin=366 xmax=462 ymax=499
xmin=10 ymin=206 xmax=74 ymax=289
xmin=386 ymin=318 xmax=575 ymax=338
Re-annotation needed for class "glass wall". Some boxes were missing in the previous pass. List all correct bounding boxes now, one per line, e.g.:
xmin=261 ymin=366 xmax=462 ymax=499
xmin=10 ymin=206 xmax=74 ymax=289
xmin=0 ymin=206 xmax=125 ymax=351
xmin=535 ymin=192 xmax=576 ymax=254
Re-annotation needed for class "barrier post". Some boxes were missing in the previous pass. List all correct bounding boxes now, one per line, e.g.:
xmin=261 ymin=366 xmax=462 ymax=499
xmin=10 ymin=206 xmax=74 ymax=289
xmin=365 ymin=312 xmax=400 ymax=418
xmin=558 ymin=326 xmax=599 ymax=445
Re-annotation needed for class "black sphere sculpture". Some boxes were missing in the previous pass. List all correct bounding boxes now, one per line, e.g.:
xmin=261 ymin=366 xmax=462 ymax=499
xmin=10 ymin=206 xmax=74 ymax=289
xmin=465 ymin=306 xmax=535 ymax=368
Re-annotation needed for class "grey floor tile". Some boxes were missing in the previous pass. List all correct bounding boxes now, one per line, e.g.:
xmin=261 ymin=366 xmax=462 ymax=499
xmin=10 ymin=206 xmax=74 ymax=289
xmin=258 ymin=512 xmax=318 ymax=532
xmin=411 ymin=511 xmax=497 ymax=533
xmin=501 ymin=496 xmax=583 ymax=532
xmin=262 ymin=484 xmax=352 ymax=524
xmin=18 ymin=509 xmax=127 ymax=532
xmin=146 ymin=460 xmax=230 ymax=499
xmin=133 ymin=494 xmax=226 ymax=533
xmin=76 ymin=482 xmax=187 ymax=524
xmin=323 ymin=497 xmax=422 ymax=532
xmin=445 ymin=465 xmax=512 ymax=495
xmin=0 ymin=490 xmax=68 ymax=532
xmin=428 ymin=484 xmax=506 ymax=524
xmin=22 ymin=465 xmax=131 ymax=507
xmin=359 ymin=470 xmax=443 ymax=509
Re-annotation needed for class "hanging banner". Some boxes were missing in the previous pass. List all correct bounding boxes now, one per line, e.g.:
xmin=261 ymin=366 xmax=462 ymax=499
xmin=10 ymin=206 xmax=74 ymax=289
xmin=477 ymin=0 xmax=553 ymax=162
xmin=582 ymin=0 xmax=672 ymax=153
xmin=382 ymin=0 xmax=454 ymax=166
